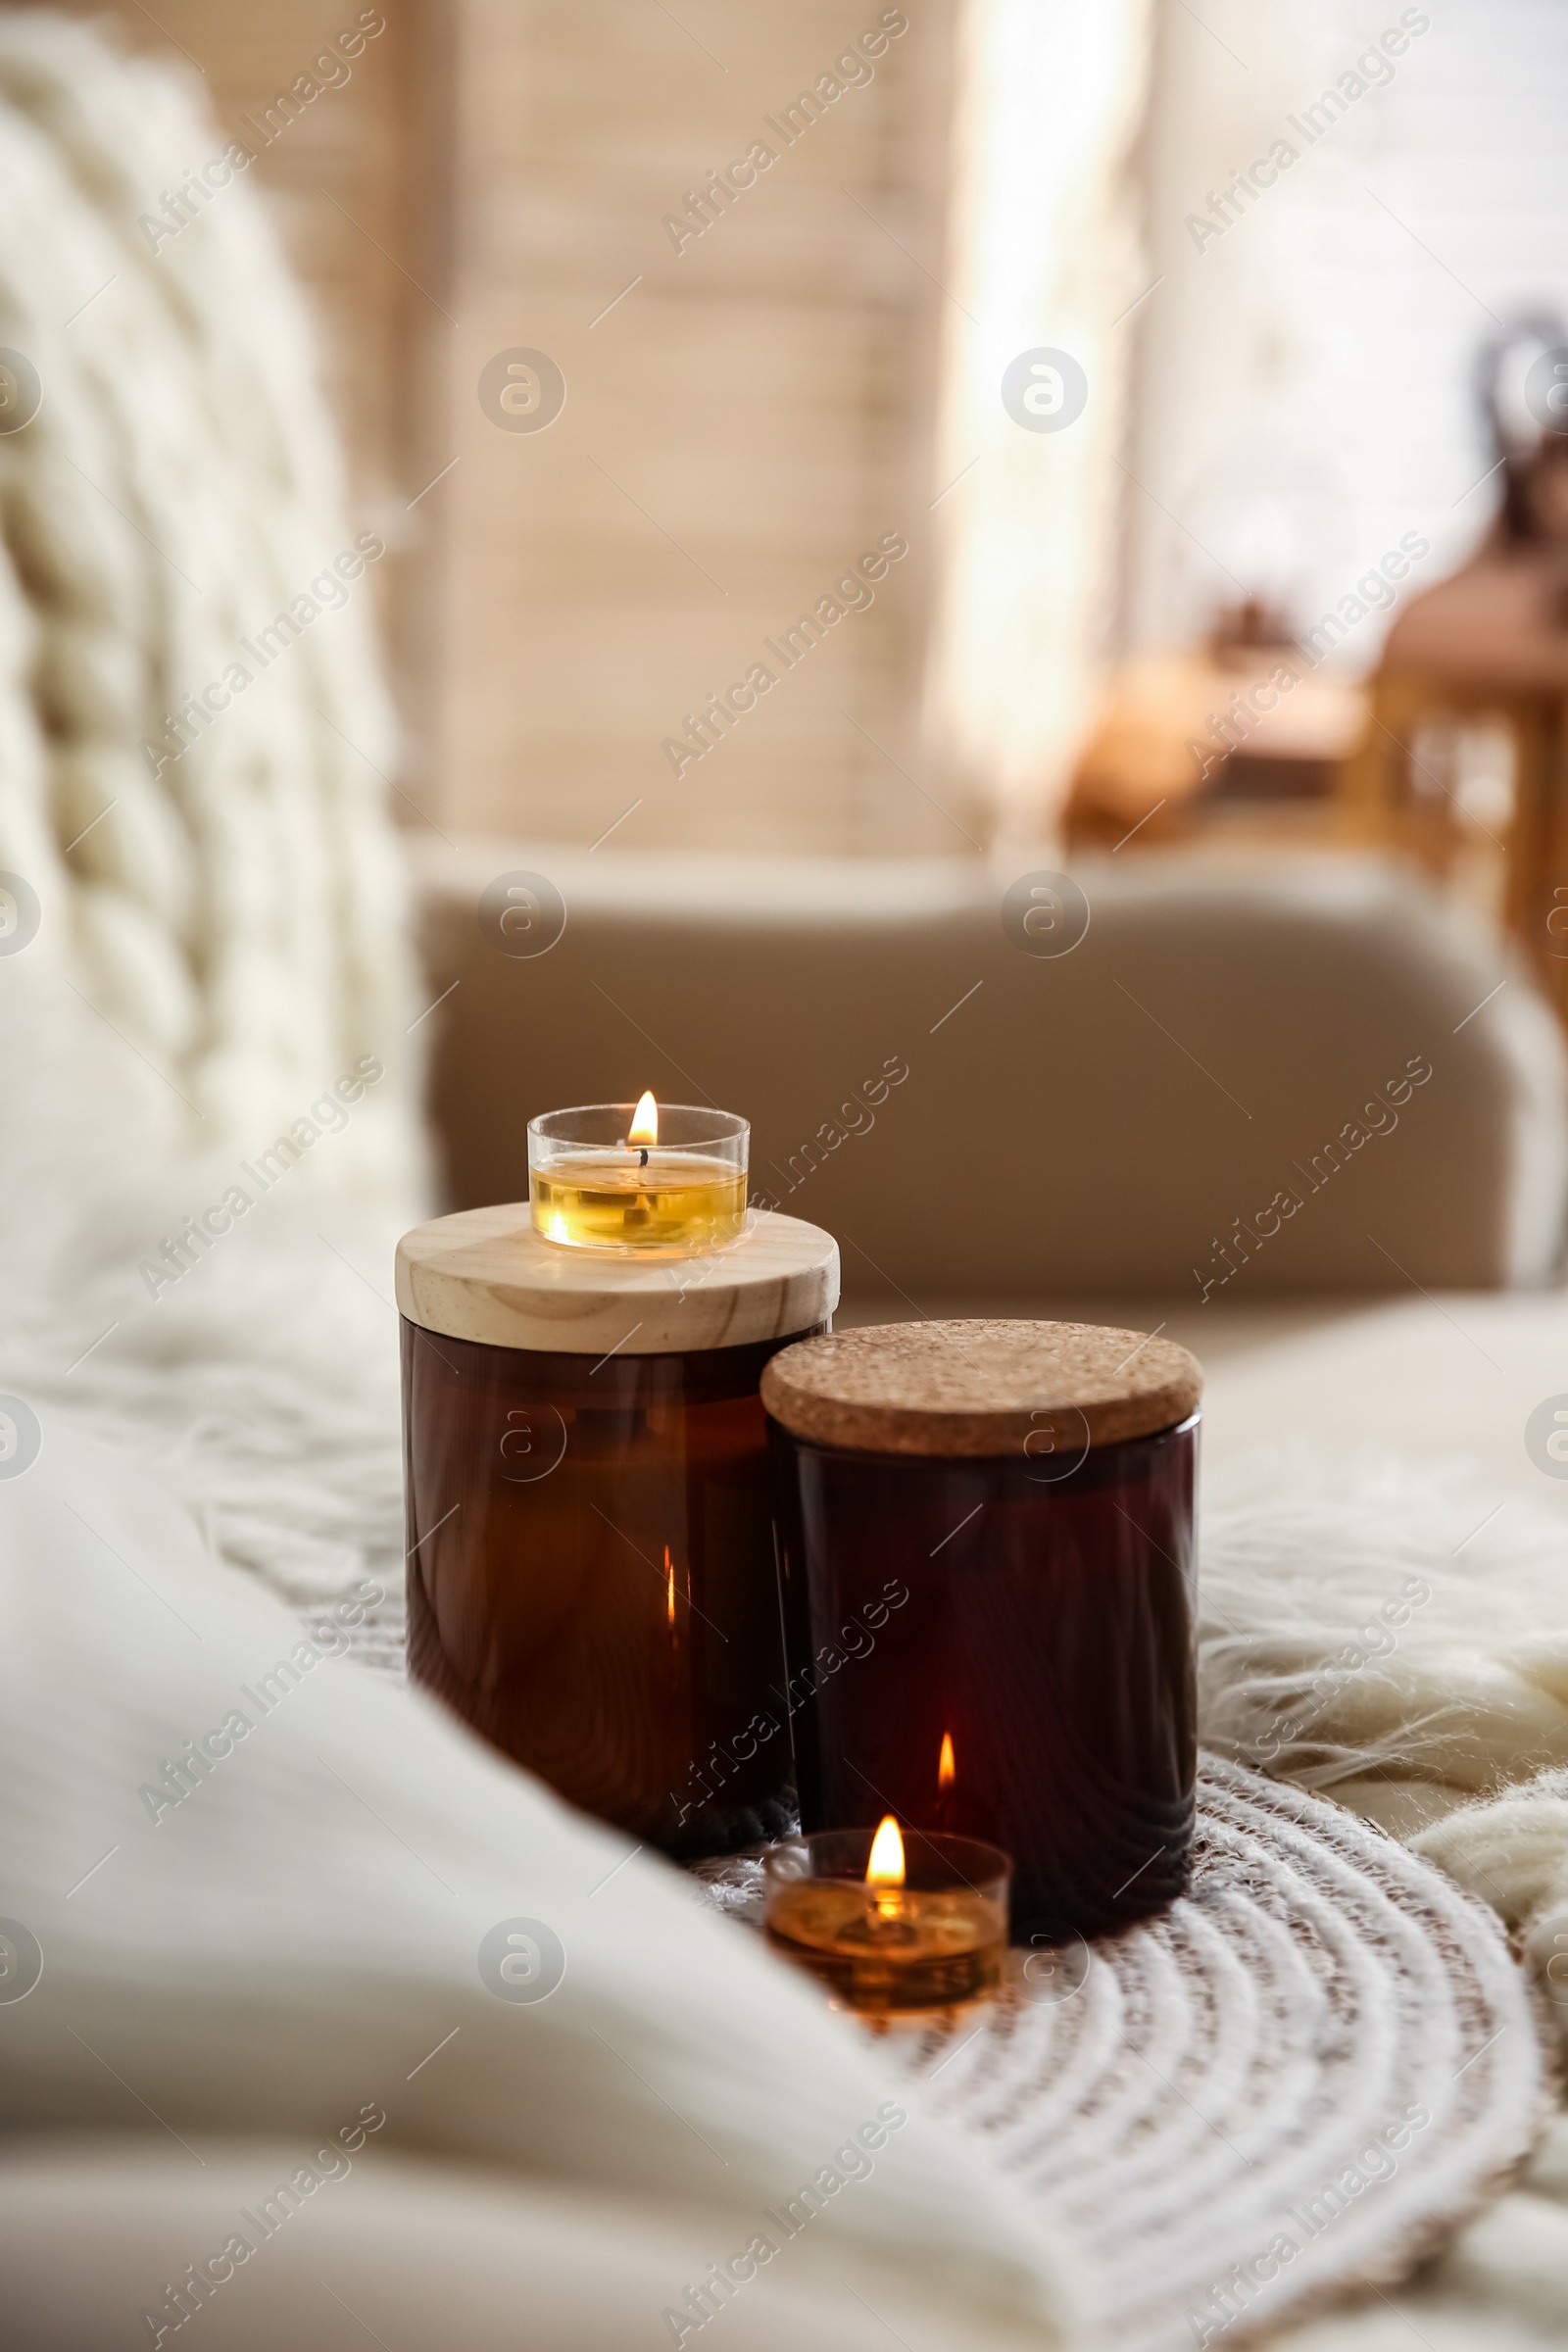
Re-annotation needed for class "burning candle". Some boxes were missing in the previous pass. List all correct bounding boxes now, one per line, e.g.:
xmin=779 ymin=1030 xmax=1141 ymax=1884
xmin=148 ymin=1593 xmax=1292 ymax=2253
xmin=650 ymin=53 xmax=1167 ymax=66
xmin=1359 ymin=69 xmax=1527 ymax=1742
xmin=528 ymin=1097 xmax=748 ymax=1254
xmin=762 ymin=1319 xmax=1202 ymax=1939
xmin=762 ymin=1817 xmax=1009 ymax=2014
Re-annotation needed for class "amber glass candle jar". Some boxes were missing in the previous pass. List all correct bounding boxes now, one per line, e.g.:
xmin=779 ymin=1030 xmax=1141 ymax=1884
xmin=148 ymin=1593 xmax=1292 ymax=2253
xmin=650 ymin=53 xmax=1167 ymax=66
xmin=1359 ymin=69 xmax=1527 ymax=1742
xmin=761 ymin=1321 xmax=1201 ymax=1940
xmin=397 ymin=1204 xmax=837 ymax=1857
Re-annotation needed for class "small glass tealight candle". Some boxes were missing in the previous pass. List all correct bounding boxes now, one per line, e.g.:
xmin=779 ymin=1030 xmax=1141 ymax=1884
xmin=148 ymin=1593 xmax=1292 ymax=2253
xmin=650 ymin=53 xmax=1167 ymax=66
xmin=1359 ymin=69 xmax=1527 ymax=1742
xmin=528 ymin=1097 xmax=748 ymax=1254
xmin=763 ymin=1817 xmax=1008 ymax=2014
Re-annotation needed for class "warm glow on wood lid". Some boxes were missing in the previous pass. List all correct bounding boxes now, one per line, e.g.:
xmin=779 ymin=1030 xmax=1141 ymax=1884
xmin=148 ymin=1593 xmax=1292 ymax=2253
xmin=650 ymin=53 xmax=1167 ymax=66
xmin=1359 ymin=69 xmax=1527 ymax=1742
xmin=395 ymin=1202 xmax=840 ymax=1353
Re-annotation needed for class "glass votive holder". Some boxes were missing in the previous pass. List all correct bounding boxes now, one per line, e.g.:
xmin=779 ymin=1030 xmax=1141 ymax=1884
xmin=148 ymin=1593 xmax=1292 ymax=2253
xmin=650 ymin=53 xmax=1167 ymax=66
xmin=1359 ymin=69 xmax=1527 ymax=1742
xmin=528 ymin=1102 xmax=749 ymax=1254
xmin=763 ymin=1823 xmax=1009 ymax=2014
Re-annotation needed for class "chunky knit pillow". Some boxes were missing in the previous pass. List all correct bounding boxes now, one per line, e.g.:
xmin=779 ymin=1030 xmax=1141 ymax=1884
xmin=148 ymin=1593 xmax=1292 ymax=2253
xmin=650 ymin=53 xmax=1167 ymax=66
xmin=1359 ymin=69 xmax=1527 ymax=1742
xmin=0 ymin=14 xmax=425 ymax=1612
xmin=0 ymin=10 xmax=420 ymax=1184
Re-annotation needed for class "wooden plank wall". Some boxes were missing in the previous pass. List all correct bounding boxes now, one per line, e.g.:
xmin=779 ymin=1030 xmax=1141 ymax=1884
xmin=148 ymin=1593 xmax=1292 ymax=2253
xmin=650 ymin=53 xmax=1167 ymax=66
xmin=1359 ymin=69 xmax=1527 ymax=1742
xmin=49 ymin=0 xmax=965 ymax=855
xmin=440 ymin=0 xmax=962 ymax=853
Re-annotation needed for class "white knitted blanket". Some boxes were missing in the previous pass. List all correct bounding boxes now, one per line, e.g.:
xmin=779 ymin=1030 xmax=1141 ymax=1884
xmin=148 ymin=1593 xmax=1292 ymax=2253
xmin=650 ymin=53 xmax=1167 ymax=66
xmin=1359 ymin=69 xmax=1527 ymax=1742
xmin=1201 ymin=1461 xmax=1568 ymax=2346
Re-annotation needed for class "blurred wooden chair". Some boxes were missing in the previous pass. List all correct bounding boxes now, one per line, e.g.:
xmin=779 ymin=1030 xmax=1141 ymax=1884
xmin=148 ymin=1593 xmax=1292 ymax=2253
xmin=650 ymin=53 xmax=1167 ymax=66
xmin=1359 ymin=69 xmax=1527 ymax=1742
xmin=1341 ymin=328 xmax=1568 ymax=1025
xmin=1341 ymin=572 xmax=1568 ymax=1022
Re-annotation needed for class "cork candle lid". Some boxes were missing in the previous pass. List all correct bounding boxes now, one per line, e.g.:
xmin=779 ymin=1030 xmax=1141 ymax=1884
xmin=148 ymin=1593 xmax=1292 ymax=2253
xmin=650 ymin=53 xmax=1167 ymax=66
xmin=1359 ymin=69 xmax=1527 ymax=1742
xmin=760 ymin=1319 xmax=1202 ymax=1457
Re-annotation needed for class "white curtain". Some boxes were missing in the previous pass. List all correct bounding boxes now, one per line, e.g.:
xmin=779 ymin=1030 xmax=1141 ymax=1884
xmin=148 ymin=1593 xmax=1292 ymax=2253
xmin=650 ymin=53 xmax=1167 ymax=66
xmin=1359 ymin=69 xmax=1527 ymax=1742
xmin=924 ymin=0 xmax=1155 ymax=844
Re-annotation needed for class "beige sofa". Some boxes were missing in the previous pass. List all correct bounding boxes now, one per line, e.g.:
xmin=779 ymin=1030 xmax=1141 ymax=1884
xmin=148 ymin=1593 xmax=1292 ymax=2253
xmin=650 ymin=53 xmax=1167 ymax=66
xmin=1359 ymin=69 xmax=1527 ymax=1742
xmin=413 ymin=841 xmax=1568 ymax=1301
xmin=411 ymin=835 xmax=1568 ymax=1556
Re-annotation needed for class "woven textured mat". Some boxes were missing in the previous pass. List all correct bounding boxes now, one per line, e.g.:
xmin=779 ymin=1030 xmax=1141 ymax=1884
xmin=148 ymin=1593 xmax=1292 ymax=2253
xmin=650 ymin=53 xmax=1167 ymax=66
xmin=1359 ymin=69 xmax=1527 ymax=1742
xmin=694 ymin=1754 xmax=1550 ymax=2351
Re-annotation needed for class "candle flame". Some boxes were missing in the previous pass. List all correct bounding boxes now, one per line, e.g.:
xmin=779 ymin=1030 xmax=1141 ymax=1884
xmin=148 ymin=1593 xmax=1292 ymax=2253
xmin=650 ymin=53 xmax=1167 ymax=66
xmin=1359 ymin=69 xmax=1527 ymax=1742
xmin=938 ymin=1732 xmax=956 ymax=1788
xmin=628 ymin=1091 xmax=659 ymax=1147
xmin=865 ymin=1815 xmax=906 ymax=1886
xmin=664 ymin=1544 xmax=675 ymax=1627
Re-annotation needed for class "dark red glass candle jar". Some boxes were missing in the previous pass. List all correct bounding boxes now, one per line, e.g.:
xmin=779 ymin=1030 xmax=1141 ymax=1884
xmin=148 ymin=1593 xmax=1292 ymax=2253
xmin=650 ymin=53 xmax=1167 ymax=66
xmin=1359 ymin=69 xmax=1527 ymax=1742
xmin=761 ymin=1320 xmax=1202 ymax=1940
xmin=396 ymin=1203 xmax=838 ymax=1858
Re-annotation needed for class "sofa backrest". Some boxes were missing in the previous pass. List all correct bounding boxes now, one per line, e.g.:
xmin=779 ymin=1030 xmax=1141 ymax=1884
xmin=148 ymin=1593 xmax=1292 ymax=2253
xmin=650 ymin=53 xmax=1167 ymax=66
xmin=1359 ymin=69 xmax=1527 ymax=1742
xmin=416 ymin=844 xmax=1568 ymax=1298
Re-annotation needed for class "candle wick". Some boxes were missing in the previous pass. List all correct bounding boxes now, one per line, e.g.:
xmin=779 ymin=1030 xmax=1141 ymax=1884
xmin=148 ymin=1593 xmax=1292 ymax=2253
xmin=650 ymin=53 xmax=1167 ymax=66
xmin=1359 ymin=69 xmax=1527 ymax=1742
xmin=638 ymin=1147 xmax=648 ymax=1167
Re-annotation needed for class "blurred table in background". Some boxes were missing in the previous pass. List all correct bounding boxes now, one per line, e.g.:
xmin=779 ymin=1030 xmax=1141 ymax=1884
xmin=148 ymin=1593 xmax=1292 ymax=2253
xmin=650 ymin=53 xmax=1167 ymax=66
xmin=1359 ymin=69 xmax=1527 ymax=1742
xmin=1064 ymin=602 xmax=1366 ymax=860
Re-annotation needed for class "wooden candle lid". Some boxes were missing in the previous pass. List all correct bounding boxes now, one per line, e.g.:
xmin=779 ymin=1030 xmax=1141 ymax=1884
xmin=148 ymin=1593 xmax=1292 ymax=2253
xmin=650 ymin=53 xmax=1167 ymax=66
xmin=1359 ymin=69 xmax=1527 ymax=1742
xmin=760 ymin=1319 xmax=1201 ymax=1456
xmin=395 ymin=1204 xmax=839 ymax=1355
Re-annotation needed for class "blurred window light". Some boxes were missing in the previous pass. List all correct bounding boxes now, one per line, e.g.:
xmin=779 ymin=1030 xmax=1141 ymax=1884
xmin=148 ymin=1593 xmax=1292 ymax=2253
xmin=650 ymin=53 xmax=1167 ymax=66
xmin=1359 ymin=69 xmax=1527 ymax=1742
xmin=924 ymin=0 xmax=1154 ymax=839
xmin=1120 ymin=0 xmax=1568 ymax=667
